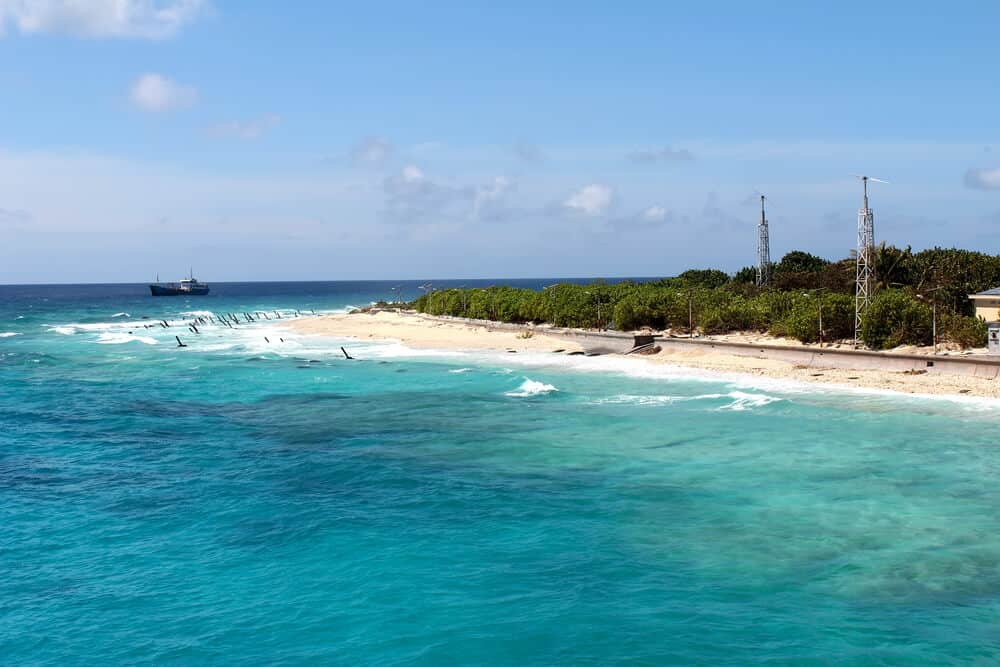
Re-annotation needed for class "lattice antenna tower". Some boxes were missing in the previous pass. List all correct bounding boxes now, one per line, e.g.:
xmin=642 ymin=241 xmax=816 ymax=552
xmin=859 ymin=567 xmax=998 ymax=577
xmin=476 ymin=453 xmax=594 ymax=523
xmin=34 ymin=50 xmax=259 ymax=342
xmin=853 ymin=175 xmax=887 ymax=347
xmin=756 ymin=194 xmax=770 ymax=287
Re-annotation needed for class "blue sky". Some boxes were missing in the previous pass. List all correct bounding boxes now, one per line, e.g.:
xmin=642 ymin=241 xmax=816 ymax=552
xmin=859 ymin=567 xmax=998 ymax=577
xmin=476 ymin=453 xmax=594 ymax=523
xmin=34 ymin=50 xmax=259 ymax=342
xmin=2 ymin=1 xmax=1000 ymax=283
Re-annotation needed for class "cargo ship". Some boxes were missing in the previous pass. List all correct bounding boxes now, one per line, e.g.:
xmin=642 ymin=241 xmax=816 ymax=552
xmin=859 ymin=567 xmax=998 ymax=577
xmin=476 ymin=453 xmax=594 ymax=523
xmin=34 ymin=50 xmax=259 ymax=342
xmin=149 ymin=271 xmax=210 ymax=296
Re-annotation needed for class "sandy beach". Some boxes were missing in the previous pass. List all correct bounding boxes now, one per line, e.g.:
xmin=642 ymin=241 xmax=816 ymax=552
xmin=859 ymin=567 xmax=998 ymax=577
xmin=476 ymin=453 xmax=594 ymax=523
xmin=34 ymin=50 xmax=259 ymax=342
xmin=289 ymin=311 xmax=1000 ymax=399
xmin=290 ymin=310 xmax=584 ymax=353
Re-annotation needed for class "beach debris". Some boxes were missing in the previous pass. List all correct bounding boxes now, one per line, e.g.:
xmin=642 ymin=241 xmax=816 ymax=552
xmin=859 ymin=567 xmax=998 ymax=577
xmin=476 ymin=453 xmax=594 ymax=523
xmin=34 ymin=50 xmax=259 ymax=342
xmin=552 ymin=348 xmax=565 ymax=353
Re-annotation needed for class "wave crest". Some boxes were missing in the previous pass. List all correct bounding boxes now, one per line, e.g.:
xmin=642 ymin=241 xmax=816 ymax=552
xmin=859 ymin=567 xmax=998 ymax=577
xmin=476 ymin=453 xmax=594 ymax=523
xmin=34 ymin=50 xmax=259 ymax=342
xmin=506 ymin=378 xmax=559 ymax=397
xmin=96 ymin=333 xmax=158 ymax=345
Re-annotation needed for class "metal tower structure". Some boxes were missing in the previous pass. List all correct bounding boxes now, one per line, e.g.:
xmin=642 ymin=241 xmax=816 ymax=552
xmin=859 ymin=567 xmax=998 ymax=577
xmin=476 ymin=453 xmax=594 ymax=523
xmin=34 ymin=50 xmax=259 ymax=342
xmin=853 ymin=175 xmax=887 ymax=347
xmin=756 ymin=194 xmax=771 ymax=287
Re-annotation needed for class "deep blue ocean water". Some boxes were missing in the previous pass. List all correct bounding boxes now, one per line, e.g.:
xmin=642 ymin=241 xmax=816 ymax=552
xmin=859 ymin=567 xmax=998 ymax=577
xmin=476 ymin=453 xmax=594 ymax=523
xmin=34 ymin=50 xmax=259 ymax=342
xmin=3 ymin=281 xmax=1000 ymax=665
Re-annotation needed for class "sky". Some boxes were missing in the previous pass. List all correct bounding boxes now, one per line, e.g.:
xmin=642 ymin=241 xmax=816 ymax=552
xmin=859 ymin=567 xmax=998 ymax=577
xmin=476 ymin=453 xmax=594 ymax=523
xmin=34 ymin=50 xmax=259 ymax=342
xmin=2 ymin=1 xmax=1000 ymax=284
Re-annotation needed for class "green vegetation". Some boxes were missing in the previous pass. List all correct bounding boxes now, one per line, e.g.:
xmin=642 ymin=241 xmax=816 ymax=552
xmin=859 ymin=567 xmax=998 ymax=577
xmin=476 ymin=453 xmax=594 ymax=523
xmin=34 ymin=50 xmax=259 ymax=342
xmin=411 ymin=246 xmax=997 ymax=349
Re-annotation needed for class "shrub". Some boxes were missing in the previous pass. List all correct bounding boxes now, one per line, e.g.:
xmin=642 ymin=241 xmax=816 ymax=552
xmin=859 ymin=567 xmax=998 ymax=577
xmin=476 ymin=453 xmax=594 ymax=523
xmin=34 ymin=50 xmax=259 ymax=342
xmin=940 ymin=314 xmax=987 ymax=349
xmin=676 ymin=269 xmax=731 ymax=289
xmin=860 ymin=289 xmax=932 ymax=349
xmin=773 ymin=293 xmax=855 ymax=343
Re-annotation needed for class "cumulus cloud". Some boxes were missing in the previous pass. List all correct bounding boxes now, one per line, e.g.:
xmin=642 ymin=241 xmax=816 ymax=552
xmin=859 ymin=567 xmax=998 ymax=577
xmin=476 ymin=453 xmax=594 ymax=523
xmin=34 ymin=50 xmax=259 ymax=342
xmin=564 ymin=183 xmax=613 ymax=217
xmin=382 ymin=164 xmax=474 ymax=223
xmin=472 ymin=176 xmax=513 ymax=221
xmin=608 ymin=205 xmax=673 ymax=231
xmin=128 ymin=73 xmax=197 ymax=112
xmin=207 ymin=114 xmax=281 ymax=140
xmin=0 ymin=0 xmax=209 ymax=39
xmin=380 ymin=166 xmax=518 ymax=224
xmin=351 ymin=136 xmax=393 ymax=167
xmin=628 ymin=146 xmax=695 ymax=164
xmin=964 ymin=168 xmax=1000 ymax=190
xmin=640 ymin=206 xmax=667 ymax=222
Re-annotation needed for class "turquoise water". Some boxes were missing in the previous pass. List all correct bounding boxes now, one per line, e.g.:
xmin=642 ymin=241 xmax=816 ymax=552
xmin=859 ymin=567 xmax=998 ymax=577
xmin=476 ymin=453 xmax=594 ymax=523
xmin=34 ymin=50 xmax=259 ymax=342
xmin=3 ymin=282 xmax=1000 ymax=665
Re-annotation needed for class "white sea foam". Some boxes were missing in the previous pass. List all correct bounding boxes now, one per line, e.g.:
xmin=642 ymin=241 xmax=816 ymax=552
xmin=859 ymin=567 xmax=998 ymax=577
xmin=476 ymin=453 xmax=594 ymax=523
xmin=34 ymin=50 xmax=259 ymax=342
xmin=0 ymin=332 xmax=18 ymax=338
xmin=593 ymin=394 xmax=687 ymax=406
xmin=96 ymin=333 xmax=158 ymax=345
xmin=709 ymin=391 xmax=781 ymax=411
xmin=505 ymin=378 xmax=559 ymax=397
xmin=592 ymin=391 xmax=780 ymax=411
xmin=181 ymin=310 xmax=215 ymax=318
xmin=449 ymin=368 xmax=474 ymax=374
xmin=50 ymin=326 xmax=75 ymax=335
xmin=112 ymin=312 xmax=130 ymax=318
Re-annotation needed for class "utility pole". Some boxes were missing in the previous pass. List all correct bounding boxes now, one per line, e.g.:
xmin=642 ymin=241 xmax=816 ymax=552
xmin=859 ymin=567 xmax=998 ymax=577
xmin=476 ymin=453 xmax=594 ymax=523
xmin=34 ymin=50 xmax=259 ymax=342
xmin=688 ymin=290 xmax=694 ymax=334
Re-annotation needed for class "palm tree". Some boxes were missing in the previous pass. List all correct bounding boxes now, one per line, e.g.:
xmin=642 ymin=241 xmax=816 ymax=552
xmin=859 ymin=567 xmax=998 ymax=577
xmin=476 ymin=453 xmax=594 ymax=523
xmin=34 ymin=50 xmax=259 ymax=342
xmin=873 ymin=242 xmax=913 ymax=290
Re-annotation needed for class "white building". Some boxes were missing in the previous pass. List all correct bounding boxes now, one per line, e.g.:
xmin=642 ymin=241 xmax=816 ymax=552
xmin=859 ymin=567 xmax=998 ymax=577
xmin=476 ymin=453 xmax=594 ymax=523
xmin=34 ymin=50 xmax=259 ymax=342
xmin=969 ymin=288 xmax=1000 ymax=320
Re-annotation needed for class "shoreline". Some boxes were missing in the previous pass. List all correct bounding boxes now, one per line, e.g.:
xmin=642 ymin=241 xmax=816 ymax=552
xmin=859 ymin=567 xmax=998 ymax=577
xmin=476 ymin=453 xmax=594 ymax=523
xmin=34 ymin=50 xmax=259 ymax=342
xmin=288 ymin=311 xmax=1000 ymax=400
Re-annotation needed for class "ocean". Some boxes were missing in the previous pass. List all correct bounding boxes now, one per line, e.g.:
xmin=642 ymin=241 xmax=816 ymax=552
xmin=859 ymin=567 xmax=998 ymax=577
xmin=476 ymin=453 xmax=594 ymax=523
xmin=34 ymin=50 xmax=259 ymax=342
xmin=2 ymin=280 xmax=1000 ymax=665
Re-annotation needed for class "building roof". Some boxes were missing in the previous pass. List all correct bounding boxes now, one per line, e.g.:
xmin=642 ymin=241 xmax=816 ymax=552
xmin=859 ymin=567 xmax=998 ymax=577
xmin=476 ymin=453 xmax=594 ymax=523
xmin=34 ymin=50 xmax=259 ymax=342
xmin=971 ymin=287 xmax=1000 ymax=297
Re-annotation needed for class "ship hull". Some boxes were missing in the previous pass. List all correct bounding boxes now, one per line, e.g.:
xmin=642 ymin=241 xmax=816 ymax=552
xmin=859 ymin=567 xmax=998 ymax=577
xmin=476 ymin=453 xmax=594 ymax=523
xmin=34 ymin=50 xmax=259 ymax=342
xmin=149 ymin=285 xmax=210 ymax=296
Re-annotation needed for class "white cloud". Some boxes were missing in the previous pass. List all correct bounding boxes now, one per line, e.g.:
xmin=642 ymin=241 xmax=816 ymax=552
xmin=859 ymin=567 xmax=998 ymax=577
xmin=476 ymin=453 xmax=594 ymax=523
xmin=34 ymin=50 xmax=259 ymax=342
xmin=401 ymin=164 xmax=423 ymax=182
xmin=129 ymin=73 xmax=197 ymax=112
xmin=564 ymin=183 xmax=613 ymax=217
xmin=382 ymin=165 xmax=475 ymax=224
xmin=208 ymin=114 xmax=281 ymax=140
xmin=641 ymin=205 xmax=667 ymax=222
xmin=472 ymin=176 xmax=512 ymax=221
xmin=0 ymin=0 xmax=209 ymax=39
xmin=965 ymin=168 xmax=1000 ymax=191
xmin=351 ymin=136 xmax=393 ymax=167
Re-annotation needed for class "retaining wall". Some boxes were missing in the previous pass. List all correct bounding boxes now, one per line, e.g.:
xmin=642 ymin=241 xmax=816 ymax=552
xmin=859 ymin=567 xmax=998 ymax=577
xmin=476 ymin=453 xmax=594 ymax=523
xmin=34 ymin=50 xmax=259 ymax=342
xmin=414 ymin=313 xmax=1000 ymax=380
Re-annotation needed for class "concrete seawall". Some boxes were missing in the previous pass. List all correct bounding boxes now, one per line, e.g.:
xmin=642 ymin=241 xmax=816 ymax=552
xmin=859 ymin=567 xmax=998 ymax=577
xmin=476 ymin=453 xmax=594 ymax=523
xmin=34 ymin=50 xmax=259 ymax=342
xmin=417 ymin=313 xmax=1000 ymax=380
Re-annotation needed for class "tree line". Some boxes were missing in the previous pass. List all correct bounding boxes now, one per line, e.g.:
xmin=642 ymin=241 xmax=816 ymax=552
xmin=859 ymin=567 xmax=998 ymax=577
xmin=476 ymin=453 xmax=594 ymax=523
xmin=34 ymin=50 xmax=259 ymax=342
xmin=403 ymin=246 xmax=999 ymax=349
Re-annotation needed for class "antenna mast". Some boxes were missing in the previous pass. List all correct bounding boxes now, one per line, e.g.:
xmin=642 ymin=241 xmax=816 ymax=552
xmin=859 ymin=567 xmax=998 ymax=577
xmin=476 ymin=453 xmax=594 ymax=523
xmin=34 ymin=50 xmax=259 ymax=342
xmin=756 ymin=194 xmax=771 ymax=287
xmin=854 ymin=175 xmax=885 ymax=347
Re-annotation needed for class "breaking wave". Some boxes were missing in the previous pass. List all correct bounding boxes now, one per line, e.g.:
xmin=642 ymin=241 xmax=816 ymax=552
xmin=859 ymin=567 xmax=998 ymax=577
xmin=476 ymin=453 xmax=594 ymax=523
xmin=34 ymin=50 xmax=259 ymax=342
xmin=96 ymin=333 xmax=158 ymax=345
xmin=505 ymin=378 xmax=559 ymax=397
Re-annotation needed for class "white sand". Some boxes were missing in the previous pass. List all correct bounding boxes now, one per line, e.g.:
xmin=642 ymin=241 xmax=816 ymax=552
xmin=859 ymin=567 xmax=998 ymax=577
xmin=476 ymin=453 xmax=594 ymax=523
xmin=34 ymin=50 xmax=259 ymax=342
xmin=290 ymin=311 xmax=1000 ymax=399
xmin=291 ymin=311 xmax=582 ymax=353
